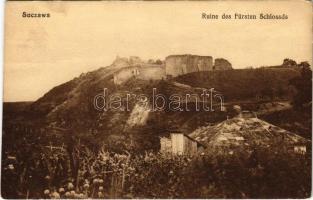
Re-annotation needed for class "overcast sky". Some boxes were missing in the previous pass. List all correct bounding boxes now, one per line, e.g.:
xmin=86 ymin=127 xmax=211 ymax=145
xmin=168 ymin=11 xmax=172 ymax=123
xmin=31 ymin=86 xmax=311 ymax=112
xmin=4 ymin=1 xmax=312 ymax=102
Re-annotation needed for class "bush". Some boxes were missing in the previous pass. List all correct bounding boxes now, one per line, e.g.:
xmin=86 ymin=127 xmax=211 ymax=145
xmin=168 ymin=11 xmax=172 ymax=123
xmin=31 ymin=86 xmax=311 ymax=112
xmin=2 ymin=141 xmax=311 ymax=198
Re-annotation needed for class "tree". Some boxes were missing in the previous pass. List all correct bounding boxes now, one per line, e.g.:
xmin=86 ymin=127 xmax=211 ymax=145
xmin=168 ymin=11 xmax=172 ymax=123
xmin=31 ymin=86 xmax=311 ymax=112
xmin=289 ymin=62 xmax=312 ymax=108
xmin=155 ymin=59 xmax=163 ymax=65
xmin=282 ymin=58 xmax=297 ymax=67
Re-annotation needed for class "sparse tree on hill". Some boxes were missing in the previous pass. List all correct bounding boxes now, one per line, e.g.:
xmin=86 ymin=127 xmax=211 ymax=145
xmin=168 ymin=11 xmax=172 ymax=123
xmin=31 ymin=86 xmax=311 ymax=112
xmin=155 ymin=59 xmax=163 ymax=65
xmin=289 ymin=62 xmax=312 ymax=108
xmin=282 ymin=58 xmax=297 ymax=67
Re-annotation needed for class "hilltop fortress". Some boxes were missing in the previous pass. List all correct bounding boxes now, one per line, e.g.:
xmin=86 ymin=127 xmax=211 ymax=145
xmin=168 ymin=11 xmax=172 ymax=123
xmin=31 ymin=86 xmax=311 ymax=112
xmin=112 ymin=54 xmax=232 ymax=85
xmin=165 ymin=55 xmax=232 ymax=77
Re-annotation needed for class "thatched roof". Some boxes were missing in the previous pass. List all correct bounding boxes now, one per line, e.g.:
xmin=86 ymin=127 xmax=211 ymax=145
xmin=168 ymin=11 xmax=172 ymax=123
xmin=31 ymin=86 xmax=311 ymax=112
xmin=189 ymin=116 xmax=308 ymax=148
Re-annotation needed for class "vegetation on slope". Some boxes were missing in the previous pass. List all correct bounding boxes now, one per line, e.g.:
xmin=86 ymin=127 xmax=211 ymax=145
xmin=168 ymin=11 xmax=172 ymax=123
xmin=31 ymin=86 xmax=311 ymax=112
xmin=175 ymin=67 xmax=301 ymax=101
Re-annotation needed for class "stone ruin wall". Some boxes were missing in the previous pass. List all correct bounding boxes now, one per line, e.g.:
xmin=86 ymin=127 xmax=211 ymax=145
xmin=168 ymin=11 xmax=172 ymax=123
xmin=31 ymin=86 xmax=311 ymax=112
xmin=213 ymin=58 xmax=232 ymax=70
xmin=138 ymin=64 xmax=166 ymax=81
xmin=113 ymin=64 xmax=165 ymax=85
xmin=111 ymin=56 xmax=143 ymax=68
xmin=165 ymin=55 xmax=232 ymax=77
xmin=165 ymin=55 xmax=213 ymax=77
xmin=113 ymin=66 xmax=140 ymax=85
xmin=112 ymin=55 xmax=233 ymax=85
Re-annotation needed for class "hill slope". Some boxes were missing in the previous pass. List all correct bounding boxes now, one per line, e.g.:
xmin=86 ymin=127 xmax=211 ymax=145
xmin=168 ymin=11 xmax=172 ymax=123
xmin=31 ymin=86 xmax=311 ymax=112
xmin=5 ymin=61 xmax=307 ymax=151
xmin=175 ymin=68 xmax=301 ymax=101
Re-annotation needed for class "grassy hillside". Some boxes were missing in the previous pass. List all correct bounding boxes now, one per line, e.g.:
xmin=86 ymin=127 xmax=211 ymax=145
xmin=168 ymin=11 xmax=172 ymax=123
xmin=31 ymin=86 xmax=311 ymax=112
xmin=174 ymin=67 xmax=301 ymax=101
xmin=4 ymin=65 xmax=309 ymax=152
xmin=260 ymin=106 xmax=312 ymax=139
xmin=3 ymin=102 xmax=33 ymax=121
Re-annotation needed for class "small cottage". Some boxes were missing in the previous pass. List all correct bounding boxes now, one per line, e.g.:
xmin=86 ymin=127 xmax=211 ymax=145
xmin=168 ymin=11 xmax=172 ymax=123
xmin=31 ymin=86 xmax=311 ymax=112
xmin=160 ymin=132 xmax=204 ymax=155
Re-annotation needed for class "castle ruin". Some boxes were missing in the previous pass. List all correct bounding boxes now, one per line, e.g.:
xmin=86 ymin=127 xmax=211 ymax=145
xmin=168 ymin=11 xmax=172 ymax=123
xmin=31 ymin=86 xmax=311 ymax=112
xmin=213 ymin=58 xmax=232 ymax=70
xmin=165 ymin=54 xmax=232 ymax=77
xmin=112 ymin=54 xmax=232 ymax=85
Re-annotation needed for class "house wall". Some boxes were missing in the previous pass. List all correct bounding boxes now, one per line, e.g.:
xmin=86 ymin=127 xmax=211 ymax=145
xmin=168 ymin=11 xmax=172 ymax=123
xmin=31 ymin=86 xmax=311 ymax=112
xmin=160 ymin=134 xmax=200 ymax=155
xmin=160 ymin=137 xmax=172 ymax=153
xmin=171 ymin=133 xmax=185 ymax=155
xmin=183 ymin=136 xmax=198 ymax=155
xmin=294 ymin=145 xmax=306 ymax=154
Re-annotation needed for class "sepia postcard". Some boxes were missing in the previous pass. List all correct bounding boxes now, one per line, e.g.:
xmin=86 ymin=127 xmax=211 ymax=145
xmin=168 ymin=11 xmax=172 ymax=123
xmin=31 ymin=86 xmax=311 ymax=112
xmin=2 ymin=0 xmax=312 ymax=199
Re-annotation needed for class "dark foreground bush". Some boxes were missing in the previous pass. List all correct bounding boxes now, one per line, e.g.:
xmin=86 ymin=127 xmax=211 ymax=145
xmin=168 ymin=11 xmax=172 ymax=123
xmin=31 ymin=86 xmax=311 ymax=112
xmin=2 ymin=143 xmax=311 ymax=199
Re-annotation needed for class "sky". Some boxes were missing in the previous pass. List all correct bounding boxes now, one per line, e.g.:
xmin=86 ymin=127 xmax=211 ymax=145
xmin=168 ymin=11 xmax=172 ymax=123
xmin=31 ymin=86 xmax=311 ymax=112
xmin=4 ymin=1 xmax=312 ymax=102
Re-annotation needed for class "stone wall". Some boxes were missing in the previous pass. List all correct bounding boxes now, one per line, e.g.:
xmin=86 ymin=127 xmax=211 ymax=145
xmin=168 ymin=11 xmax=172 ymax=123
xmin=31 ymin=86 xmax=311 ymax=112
xmin=165 ymin=54 xmax=233 ymax=77
xmin=165 ymin=55 xmax=213 ymax=77
xmin=111 ymin=56 xmax=143 ymax=68
xmin=138 ymin=65 xmax=166 ymax=81
xmin=111 ymin=56 xmax=130 ymax=68
xmin=113 ymin=66 xmax=140 ymax=85
xmin=213 ymin=58 xmax=232 ymax=70
xmin=129 ymin=56 xmax=143 ymax=65
xmin=112 ymin=55 xmax=232 ymax=84
xmin=113 ymin=64 xmax=165 ymax=85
